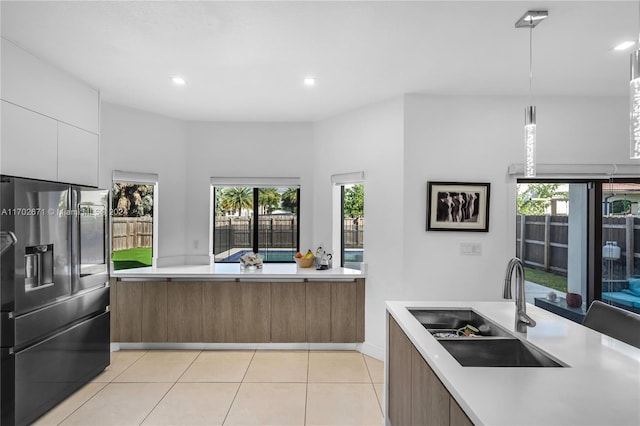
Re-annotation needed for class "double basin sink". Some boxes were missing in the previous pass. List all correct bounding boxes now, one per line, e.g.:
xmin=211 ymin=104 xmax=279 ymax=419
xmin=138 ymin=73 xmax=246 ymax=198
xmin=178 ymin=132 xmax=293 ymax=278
xmin=410 ymin=309 xmax=566 ymax=368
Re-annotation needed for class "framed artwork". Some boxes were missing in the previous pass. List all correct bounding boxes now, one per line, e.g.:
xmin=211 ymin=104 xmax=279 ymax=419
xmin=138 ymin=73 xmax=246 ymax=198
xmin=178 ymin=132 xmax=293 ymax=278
xmin=427 ymin=182 xmax=490 ymax=232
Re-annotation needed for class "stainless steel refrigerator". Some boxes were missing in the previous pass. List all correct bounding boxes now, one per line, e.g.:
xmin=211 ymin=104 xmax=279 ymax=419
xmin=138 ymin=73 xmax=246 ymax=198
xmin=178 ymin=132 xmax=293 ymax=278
xmin=0 ymin=176 xmax=110 ymax=426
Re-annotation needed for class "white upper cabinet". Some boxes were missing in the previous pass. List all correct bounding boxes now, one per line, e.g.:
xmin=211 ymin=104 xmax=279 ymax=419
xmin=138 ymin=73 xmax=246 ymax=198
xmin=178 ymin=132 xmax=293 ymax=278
xmin=1 ymin=38 xmax=100 ymax=134
xmin=1 ymin=101 xmax=58 ymax=181
xmin=57 ymin=123 xmax=99 ymax=187
xmin=1 ymin=37 xmax=101 ymax=186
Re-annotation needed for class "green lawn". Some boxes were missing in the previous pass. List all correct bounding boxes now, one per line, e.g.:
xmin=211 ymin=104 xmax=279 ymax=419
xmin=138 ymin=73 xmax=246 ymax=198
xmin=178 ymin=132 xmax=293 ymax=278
xmin=112 ymin=247 xmax=152 ymax=270
xmin=524 ymin=267 xmax=568 ymax=293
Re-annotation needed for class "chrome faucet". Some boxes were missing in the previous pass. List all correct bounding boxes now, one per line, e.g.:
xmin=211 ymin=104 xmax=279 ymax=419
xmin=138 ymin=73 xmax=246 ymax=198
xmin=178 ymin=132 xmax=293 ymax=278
xmin=503 ymin=257 xmax=536 ymax=333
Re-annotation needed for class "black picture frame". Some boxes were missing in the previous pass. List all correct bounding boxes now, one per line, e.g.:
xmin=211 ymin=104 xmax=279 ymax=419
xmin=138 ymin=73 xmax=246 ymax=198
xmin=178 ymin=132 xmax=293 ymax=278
xmin=426 ymin=181 xmax=490 ymax=232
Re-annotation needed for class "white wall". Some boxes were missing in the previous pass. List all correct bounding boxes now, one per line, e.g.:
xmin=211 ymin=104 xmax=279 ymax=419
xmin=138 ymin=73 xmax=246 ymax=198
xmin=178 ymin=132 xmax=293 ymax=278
xmin=313 ymin=94 xmax=630 ymax=356
xmin=184 ymin=121 xmax=315 ymax=260
xmin=403 ymin=94 xmax=629 ymax=305
xmin=100 ymin=102 xmax=188 ymax=261
xmin=313 ymin=97 xmax=405 ymax=358
xmin=100 ymin=93 xmax=632 ymax=358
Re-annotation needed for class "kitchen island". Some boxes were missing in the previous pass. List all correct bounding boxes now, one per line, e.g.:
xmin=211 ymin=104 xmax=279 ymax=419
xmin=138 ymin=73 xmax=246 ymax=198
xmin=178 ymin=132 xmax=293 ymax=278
xmin=110 ymin=264 xmax=365 ymax=346
xmin=386 ymin=300 xmax=640 ymax=426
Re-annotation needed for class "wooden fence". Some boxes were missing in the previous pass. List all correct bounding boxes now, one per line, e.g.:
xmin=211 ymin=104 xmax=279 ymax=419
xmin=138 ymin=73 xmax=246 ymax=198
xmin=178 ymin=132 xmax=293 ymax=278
xmin=343 ymin=217 xmax=364 ymax=248
xmin=516 ymin=214 xmax=640 ymax=280
xmin=214 ymin=216 xmax=298 ymax=253
xmin=213 ymin=216 xmax=364 ymax=254
xmin=112 ymin=217 xmax=153 ymax=251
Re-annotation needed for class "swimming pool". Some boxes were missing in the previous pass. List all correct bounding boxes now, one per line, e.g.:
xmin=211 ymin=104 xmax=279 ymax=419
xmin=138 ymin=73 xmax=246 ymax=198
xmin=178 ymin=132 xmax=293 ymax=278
xmin=218 ymin=249 xmax=296 ymax=263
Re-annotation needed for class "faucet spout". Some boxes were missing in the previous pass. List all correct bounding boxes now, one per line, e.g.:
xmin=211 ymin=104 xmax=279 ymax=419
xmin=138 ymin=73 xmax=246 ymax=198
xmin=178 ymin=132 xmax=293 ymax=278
xmin=503 ymin=257 xmax=536 ymax=332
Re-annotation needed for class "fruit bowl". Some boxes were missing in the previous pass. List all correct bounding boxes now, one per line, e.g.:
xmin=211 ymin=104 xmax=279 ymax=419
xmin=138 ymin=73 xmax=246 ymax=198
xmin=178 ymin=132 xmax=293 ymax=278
xmin=294 ymin=256 xmax=315 ymax=268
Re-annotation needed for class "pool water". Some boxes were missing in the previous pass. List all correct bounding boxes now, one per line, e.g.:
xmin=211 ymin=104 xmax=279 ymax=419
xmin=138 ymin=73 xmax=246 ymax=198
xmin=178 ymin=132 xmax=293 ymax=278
xmin=219 ymin=249 xmax=296 ymax=263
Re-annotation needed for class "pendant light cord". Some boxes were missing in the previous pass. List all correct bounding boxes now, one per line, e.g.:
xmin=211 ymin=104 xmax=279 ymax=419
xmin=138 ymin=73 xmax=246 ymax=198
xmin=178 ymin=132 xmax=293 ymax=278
xmin=529 ymin=24 xmax=533 ymax=106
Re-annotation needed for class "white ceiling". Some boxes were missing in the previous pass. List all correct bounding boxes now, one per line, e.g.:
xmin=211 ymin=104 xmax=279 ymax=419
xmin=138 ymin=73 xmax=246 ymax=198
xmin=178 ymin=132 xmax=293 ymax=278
xmin=1 ymin=1 xmax=636 ymax=122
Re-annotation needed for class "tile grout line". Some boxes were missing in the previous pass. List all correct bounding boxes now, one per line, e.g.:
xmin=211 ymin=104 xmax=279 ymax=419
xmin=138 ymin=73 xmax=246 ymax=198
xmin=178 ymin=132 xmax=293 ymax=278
xmin=52 ymin=382 xmax=108 ymax=426
xmin=221 ymin=349 xmax=257 ymax=425
xmin=109 ymin=350 xmax=149 ymax=383
xmin=137 ymin=350 xmax=203 ymax=426
xmin=52 ymin=350 xmax=149 ymax=425
xmin=362 ymin=353 xmax=385 ymax=418
xmin=304 ymin=349 xmax=310 ymax=426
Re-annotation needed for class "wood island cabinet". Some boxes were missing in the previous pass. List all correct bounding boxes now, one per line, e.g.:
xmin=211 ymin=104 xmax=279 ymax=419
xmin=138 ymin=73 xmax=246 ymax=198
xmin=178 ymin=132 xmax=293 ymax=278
xmin=111 ymin=278 xmax=365 ymax=344
xmin=202 ymin=281 xmax=271 ymax=343
xmin=388 ymin=314 xmax=474 ymax=426
xmin=167 ymin=282 xmax=203 ymax=342
xmin=305 ymin=282 xmax=331 ymax=342
xmin=142 ymin=281 xmax=168 ymax=342
xmin=115 ymin=280 xmax=143 ymax=342
xmin=388 ymin=315 xmax=412 ymax=426
xmin=271 ymin=282 xmax=306 ymax=342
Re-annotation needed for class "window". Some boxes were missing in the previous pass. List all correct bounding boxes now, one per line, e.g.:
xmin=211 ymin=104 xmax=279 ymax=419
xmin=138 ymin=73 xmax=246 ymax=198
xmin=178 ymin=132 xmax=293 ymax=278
xmin=331 ymin=172 xmax=365 ymax=271
xmin=111 ymin=171 xmax=157 ymax=271
xmin=516 ymin=177 xmax=640 ymax=321
xmin=601 ymin=180 xmax=640 ymax=314
xmin=341 ymin=183 xmax=364 ymax=270
xmin=210 ymin=178 xmax=300 ymax=263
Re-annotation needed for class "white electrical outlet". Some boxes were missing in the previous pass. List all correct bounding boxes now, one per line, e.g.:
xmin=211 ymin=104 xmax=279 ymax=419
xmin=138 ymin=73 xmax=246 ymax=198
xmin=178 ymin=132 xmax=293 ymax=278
xmin=193 ymin=240 xmax=199 ymax=249
xmin=460 ymin=243 xmax=481 ymax=256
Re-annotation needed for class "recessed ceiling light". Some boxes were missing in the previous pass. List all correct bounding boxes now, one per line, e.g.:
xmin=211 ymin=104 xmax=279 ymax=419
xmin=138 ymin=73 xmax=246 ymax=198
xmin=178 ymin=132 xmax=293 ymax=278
xmin=614 ymin=41 xmax=636 ymax=51
xmin=303 ymin=77 xmax=316 ymax=87
xmin=171 ymin=76 xmax=187 ymax=86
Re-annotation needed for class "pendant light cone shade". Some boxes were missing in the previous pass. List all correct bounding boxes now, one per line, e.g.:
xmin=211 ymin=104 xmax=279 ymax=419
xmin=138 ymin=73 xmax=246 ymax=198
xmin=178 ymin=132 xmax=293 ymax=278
xmin=631 ymin=50 xmax=640 ymax=159
xmin=524 ymin=106 xmax=537 ymax=177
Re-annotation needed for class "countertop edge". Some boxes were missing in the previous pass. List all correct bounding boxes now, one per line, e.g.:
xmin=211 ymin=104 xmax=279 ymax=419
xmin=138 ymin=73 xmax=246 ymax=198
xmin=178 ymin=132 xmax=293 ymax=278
xmin=111 ymin=264 xmax=365 ymax=280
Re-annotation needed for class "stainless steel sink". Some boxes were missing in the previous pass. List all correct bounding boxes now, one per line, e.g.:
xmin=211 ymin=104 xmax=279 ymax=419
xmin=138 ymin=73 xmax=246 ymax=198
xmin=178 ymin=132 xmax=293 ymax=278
xmin=409 ymin=308 xmax=566 ymax=367
xmin=409 ymin=309 xmax=512 ymax=338
xmin=439 ymin=339 xmax=564 ymax=367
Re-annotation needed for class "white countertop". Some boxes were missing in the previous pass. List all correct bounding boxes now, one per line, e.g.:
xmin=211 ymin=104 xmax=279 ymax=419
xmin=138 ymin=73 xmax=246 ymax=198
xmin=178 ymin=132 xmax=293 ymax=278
xmin=386 ymin=300 xmax=640 ymax=426
xmin=112 ymin=263 xmax=364 ymax=280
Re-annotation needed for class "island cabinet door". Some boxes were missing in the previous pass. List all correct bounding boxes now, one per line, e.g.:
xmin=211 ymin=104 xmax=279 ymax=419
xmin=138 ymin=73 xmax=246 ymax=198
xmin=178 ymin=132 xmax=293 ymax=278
xmin=203 ymin=282 xmax=234 ymax=342
xmin=116 ymin=280 xmax=143 ymax=342
xmin=236 ymin=282 xmax=271 ymax=343
xmin=202 ymin=282 xmax=271 ymax=343
xmin=271 ymin=282 xmax=306 ymax=342
xmin=388 ymin=315 xmax=412 ymax=426
xmin=306 ymin=282 xmax=331 ymax=342
xmin=331 ymin=282 xmax=357 ymax=342
xmin=411 ymin=347 xmax=450 ymax=425
xmin=141 ymin=281 xmax=168 ymax=342
xmin=167 ymin=281 xmax=203 ymax=342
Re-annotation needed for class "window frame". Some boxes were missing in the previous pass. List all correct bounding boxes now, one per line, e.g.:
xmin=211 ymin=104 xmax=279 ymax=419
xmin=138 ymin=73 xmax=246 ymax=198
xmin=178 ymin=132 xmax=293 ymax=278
xmin=517 ymin=177 xmax=640 ymax=315
xmin=209 ymin=178 xmax=301 ymax=263
xmin=331 ymin=172 xmax=365 ymax=270
xmin=110 ymin=170 xmax=158 ymax=271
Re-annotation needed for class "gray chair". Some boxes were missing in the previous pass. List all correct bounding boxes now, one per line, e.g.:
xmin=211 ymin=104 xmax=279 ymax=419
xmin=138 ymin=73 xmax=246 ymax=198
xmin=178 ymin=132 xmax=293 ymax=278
xmin=582 ymin=300 xmax=640 ymax=349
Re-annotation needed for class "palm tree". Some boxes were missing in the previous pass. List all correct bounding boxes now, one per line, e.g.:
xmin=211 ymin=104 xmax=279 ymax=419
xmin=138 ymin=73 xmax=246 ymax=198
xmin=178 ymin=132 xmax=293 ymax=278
xmin=258 ymin=188 xmax=281 ymax=214
xmin=281 ymin=187 xmax=298 ymax=213
xmin=221 ymin=187 xmax=253 ymax=216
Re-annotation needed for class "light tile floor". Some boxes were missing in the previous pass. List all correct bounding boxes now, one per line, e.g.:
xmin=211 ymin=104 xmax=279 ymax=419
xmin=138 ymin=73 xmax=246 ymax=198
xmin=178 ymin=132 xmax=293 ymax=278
xmin=33 ymin=350 xmax=385 ymax=426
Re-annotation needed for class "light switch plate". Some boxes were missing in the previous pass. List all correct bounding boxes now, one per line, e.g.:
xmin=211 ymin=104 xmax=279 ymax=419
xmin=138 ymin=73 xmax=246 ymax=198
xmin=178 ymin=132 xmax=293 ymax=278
xmin=460 ymin=242 xmax=482 ymax=256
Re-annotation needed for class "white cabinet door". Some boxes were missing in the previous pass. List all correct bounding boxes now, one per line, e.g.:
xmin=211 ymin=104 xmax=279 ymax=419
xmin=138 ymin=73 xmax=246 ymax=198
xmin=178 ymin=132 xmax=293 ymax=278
xmin=57 ymin=123 xmax=99 ymax=187
xmin=1 ymin=101 xmax=58 ymax=181
xmin=1 ymin=38 xmax=100 ymax=134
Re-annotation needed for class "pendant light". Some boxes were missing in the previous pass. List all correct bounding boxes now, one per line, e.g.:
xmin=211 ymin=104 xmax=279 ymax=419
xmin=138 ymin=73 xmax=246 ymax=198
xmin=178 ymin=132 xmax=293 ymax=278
xmin=516 ymin=10 xmax=548 ymax=177
xmin=631 ymin=1 xmax=640 ymax=159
